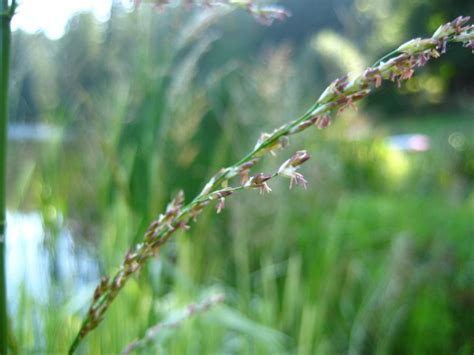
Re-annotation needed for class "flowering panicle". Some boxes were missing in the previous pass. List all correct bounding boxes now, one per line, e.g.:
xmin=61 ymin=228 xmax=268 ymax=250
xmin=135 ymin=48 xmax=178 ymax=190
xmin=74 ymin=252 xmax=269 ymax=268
xmin=70 ymin=16 xmax=474 ymax=353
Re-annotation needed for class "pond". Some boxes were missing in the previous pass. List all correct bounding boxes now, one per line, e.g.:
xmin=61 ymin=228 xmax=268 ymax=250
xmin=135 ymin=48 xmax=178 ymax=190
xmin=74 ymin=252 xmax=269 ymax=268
xmin=6 ymin=211 xmax=99 ymax=312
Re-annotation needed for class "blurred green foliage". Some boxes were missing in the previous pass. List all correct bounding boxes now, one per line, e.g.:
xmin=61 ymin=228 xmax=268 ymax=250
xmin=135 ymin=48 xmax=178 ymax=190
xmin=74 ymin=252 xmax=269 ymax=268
xmin=6 ymin=1 xmax=474 ymax=354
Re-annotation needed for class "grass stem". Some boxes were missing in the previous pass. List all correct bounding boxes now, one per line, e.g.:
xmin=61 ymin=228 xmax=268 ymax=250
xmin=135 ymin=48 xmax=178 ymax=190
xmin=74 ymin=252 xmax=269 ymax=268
xmin=0 ymin=0 xmax=13 ymax=353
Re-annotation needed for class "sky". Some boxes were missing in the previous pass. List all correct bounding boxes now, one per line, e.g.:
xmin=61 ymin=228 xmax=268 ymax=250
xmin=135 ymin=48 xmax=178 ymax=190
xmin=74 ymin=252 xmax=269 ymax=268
xmin=11 ymin=0 xmax=125 ymax=40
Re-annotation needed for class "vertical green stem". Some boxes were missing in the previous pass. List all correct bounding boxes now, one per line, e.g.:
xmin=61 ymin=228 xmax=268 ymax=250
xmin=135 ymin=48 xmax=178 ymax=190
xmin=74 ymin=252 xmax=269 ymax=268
xmin=0 ymin=0 xmax=12 ymax=353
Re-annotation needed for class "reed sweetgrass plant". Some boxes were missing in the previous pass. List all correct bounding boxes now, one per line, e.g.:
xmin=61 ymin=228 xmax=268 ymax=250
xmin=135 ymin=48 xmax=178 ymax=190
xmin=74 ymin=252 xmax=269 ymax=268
xmin=68 ymin=13 xmax=474 ymax=353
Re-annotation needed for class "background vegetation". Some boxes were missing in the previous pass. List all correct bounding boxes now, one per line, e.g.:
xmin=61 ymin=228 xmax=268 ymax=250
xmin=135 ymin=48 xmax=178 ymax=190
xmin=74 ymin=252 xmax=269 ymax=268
xmin=6 ymin=0 xmax=474 ymax=353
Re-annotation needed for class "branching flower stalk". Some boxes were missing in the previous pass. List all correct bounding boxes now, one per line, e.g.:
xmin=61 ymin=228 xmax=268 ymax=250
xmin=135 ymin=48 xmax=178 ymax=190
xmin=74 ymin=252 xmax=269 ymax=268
xmin=121 ymin=293 xmax=225 ymax=354
xmin=69 ymin=16 xmax=474 ymax=353
xmin=136 ymin=0 xmax=291 ymax=25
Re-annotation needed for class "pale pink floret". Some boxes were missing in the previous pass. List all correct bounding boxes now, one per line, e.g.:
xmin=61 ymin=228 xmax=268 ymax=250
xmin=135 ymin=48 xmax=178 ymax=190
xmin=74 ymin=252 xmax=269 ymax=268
xmin=278 ymin=150 xmax=310 ymax=189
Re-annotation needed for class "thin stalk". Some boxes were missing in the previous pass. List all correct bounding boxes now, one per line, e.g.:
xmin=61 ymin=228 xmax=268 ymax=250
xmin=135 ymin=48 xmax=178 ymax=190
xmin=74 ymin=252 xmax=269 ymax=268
xmin=0 ymin=0 xmax=13 ymax=353
xmin=122 ymin=293 xmax=225 ymax=355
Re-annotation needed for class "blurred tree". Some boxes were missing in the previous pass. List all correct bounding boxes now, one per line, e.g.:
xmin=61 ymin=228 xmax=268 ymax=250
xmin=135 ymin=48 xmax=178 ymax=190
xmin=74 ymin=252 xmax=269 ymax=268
xmin=9 ymin=32 xmax=57 ymax=122
xmin=56 ymin=12 xmax=108 ymax=122
xmin=8 ymin=0 xmax=474 ymax=123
